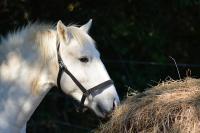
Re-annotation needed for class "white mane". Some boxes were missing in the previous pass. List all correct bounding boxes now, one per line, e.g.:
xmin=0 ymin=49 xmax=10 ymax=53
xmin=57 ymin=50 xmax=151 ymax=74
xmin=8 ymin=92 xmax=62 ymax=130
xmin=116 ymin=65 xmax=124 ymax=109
xmin=0 ymin=22 xmax=94 ymax=64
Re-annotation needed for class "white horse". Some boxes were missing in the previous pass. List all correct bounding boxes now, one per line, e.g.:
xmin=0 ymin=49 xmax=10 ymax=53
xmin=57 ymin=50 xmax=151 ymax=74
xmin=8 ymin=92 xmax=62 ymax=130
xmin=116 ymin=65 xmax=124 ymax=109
xmin=0 ymin=19 xmax=120 ymax=133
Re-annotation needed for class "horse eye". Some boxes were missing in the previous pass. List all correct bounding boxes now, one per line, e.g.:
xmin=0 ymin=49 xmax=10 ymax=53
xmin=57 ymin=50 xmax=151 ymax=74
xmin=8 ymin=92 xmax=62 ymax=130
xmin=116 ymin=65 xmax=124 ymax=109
xmin=79 ymin=56 xmax=89 ymax=63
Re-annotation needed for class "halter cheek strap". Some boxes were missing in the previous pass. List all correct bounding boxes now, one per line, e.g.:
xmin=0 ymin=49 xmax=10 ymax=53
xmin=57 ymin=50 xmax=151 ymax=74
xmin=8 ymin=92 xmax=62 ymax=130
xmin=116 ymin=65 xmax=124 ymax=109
xmin=56 ymin=42 xmax=113 ymax=112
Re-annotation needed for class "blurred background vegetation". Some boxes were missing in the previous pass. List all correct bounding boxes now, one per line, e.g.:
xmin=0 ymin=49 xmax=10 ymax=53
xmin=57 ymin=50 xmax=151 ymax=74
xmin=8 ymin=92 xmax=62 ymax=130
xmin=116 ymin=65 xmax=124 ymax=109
xmin=1 ymin=0 xmax=200 ymax=132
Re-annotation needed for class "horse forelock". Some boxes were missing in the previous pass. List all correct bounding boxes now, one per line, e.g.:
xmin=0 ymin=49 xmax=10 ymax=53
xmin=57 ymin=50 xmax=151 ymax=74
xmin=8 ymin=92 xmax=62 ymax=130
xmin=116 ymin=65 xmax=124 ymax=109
xmin=65 ymin=26 xmax=95 ymax=46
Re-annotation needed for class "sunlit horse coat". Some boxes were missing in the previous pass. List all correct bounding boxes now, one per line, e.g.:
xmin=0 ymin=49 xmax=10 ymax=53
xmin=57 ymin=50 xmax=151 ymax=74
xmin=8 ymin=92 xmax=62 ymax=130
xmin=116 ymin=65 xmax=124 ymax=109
xmin=0 ymin=20 xmax=119 ymax=133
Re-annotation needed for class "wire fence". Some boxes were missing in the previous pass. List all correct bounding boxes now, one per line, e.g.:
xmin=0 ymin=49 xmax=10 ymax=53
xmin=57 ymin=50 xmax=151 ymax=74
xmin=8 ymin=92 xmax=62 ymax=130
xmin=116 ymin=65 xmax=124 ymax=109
xmin=103 ymin=59 xmax=200 ymax=68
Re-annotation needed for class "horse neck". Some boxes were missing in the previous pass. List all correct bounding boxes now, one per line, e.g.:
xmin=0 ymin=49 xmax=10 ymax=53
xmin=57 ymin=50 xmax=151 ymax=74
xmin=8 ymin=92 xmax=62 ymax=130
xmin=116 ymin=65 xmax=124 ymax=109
xmin=16 ymin=29 xmax=60 ymax=128
xmin=0 ymin=62 xmax=54 ymax=132
xmin=0 ymin=29 xmax=59 ymax=131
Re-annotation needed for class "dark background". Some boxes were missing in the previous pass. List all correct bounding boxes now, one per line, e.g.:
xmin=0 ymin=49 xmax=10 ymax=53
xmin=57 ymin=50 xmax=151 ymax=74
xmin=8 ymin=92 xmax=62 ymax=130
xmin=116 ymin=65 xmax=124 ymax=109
xmin=1 ymin=0 xmax=200 ymax=132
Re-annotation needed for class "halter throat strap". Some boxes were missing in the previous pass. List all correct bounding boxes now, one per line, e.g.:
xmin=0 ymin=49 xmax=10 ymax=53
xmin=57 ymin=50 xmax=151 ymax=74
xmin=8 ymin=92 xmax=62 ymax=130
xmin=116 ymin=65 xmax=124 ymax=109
xmin=56 ymin=42 xmax=113 ymax=111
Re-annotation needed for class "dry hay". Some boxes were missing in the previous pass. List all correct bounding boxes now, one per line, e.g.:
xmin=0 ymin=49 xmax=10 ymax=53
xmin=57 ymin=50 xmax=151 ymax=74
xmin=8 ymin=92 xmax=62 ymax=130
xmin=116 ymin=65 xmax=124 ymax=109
xmin=95 ymin=78 xmax=200 ymax=133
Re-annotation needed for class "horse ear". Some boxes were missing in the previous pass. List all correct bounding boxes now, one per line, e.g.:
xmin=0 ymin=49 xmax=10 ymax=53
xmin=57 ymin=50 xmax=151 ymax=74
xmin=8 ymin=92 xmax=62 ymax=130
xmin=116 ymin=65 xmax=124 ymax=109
xmin=57 ymin=20 xmax=66 ymax=41
xmin=80 ymin=19 xmax=92 ymax=33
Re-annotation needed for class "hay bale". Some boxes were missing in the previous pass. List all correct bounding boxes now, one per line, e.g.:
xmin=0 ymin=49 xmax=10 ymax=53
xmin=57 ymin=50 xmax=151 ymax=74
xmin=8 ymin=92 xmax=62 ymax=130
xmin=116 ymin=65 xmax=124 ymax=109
xmin=96 ymin=78 xmax=200 ymax=133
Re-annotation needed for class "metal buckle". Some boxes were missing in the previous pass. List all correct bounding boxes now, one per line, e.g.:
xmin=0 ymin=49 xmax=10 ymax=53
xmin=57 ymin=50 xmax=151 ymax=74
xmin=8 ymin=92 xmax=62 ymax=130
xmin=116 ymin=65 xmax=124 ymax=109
xmin=58 ymin=61 xmax=64 ymax=69
xmin=83 ymin=91 xmax=90 ymax=97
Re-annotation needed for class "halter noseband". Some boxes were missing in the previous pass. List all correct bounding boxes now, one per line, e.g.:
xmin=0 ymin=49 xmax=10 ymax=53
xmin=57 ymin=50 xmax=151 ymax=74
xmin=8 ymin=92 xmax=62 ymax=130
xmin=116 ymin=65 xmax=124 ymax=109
xmin=56 ymin=41 xmax=114 ymax=112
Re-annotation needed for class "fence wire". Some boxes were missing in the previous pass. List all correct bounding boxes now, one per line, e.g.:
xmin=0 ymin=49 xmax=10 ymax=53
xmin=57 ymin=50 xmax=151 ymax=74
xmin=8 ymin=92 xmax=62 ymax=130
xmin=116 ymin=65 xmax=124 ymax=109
xmin=104 ymin=59 xmax=200 ymax=68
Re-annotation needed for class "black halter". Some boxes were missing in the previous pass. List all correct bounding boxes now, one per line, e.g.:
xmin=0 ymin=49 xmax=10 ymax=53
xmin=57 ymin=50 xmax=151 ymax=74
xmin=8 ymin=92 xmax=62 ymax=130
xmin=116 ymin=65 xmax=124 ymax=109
xmin=56 ymin=41 xmax=114 ymax=112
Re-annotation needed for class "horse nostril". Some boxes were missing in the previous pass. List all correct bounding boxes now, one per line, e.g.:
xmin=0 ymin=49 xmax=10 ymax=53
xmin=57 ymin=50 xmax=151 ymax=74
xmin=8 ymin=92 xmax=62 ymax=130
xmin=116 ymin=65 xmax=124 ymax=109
xmin=112 ymin=101 xmax=115 ymax=110
xmin=112 ymin=98 xmax=118 ymax=110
